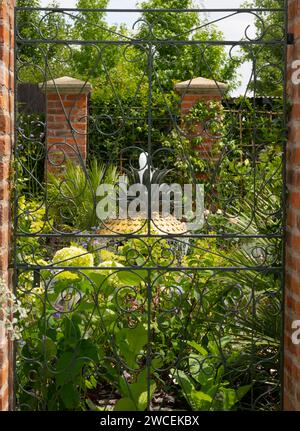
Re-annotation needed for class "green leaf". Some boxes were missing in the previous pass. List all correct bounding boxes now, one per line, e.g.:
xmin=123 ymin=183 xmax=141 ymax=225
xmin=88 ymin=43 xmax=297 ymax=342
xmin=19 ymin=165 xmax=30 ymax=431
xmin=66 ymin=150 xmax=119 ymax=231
xmin=83 ymin=270 xmax=106 ymax=287
xmin=62 ymin=315 xmax=81 ymax=347
xmin=86 ymin=398 xmax=103 ymax=411
xmin=77 ymin=339 xmax=98 ymax=362
xmin=173 ymin=369 xmax=194 ymax=395
xmin=116 ymin=271 xmax=143 ymax=286
xmin=114 ymin=397 xmax=137 ymax=411
xmin=56 ymin=351 xmax=84 ymax=386
xmin=191 ymin=389 xmax=212 ymax=403
xmin=56 ymin=351 xmax=74 ymax=372
xmin=187 ymin=341 xmax=208 ymax=356
xmin=220 ymin=336 xmax=233 ymax=348
xmin=220 ymin=387 xmax=238 ymax=411
xmin=137 ymin=390 xmax=148 ymax=411
xmin=206 ymin=384 xmax=219 ymax=399
xmin=118 ymin=369 xmax=156 ymax=411
xmin=126 ymin=323 xmax=147 ymax=351
xmin=36 ymin=337 xmax=57 ymax=360
xmin=189 ymin=354 xmax=215 ymax=387
xmin=60 ymin=383 xmax=80 ymax=410
xmin=207 ymin=339 xmax=220 ymax=356
xmin=131 ymin=380 xmax=156 ymax=411
xmin=116 ymin=323 xmax=147 ymax=369
xmin=236 ymin=384 xmax=252 ymax=401
xmin=118 ymin=376 xmax=131 ymax=398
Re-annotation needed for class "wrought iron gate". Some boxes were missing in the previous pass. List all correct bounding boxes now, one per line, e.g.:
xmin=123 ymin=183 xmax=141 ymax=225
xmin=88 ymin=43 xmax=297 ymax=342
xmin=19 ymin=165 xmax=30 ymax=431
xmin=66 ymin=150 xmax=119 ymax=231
xmin=14 ymin=6 xmax=287 ymax=411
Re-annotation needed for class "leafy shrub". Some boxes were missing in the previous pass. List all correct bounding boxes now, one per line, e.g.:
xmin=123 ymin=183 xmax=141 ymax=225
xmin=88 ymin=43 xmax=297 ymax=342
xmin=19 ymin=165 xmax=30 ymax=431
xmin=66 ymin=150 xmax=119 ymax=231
xmin=172 ymin=338 xmax=251 ymax=411
xmin=47 ymin=159 xmax=118 ymax=231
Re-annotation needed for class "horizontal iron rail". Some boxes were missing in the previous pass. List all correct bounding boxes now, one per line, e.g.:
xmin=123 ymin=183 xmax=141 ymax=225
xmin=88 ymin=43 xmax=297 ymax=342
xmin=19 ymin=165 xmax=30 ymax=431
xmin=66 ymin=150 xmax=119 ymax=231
xmin=13 ymin=264 xmax=283 ymax=272
xmin=15 ymin=8 xmax=286 ymax=12
xmin=15 ymin=233 xmax=283 ymax=239
xmin=16 ymin=39 xmax=286 ymax=46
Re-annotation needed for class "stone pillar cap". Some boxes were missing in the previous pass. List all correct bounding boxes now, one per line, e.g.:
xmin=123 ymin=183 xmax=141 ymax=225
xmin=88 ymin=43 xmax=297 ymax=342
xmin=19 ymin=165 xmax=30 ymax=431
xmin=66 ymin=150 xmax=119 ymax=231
xmin=39 ymin=76 xmax=92 ymax=94
xmin=174 ymin=77 xmax=227 ymax=96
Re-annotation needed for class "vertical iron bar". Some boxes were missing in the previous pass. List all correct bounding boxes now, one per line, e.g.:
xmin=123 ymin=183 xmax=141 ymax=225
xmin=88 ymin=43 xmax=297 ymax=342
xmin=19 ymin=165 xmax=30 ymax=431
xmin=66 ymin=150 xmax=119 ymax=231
xmin=250 ymin=54 xmax=257 ymax=411
xmin=146 ymin=269 xmax=152 ymax=411
xmin=146 ymin=41 xmax=153 ymax=411
xmin=147 ymin=43 xmax=153 ymax=235
xmin=280 ymin=0 xmax=289 ymax=411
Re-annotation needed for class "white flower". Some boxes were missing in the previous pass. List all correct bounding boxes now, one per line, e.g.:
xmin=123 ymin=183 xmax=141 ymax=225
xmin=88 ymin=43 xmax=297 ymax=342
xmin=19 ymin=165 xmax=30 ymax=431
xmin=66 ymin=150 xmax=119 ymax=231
xmin=0 ymin=278 xmax=27 ymax=340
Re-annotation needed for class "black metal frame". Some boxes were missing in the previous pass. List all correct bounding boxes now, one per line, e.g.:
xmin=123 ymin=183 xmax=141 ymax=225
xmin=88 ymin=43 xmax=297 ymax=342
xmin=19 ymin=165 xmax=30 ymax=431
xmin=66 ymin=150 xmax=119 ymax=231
xmin=13 ymin=6 xmax=288 ymax=411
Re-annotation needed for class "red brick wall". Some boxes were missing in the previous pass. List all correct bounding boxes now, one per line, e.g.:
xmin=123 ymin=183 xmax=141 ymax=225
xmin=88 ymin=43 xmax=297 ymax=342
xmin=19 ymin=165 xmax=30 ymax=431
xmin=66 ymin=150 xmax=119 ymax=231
xmin=180 ymin=93 xmax=221 ymax=115
xmin=179 ymin=92 xmax=223 ymax=162
xmin=285 ymin=0 xmax=300 ymax=412
xmin=45 ymin=91 xmax=89 ymax=173
xmin=0 ymin=0 xmax=14 ymax=411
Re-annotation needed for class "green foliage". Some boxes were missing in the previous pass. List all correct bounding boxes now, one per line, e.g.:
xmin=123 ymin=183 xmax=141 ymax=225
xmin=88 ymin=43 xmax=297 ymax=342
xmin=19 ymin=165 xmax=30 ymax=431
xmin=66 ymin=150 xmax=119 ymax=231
xmin=16 ymin=99 xmax=283 ymax=411
xmin=115 ymin=322 xmax=147 ymax=370
xmin=16 ymin=112 xmax=45 ymax=196
xmin=16 ymin=197 xmax=52 ymax=271
xmin=16 ymin=1 xmax=72 ymax=82
xmin=85 ymin=1 xmax=240 ymax=168
xmin=161 ymin=99 xmax=225 ymax=182
xmin=18 ymin=313 xmax=100 ymax=410
xmin=16 ymin=0 xmax=42 ymax=64
xmin=137 ymin=0 xmax=240 ymax=91
xmin=115 ymin=369 xmax=156 ymax=411
xmin=16 ymin=207 xmax=281 ymax=410
xmin=47 ymin=159 xmax=118 ymax=230
xmin=242 ymin=0 xmax=285 ymax=96
xmin=202 ymin=97 xmax=284 ymax=226
xmin=172 ymin=338 xmax=251 ymax=411
xmin=72 ymin=1 xmax=122 ymax=79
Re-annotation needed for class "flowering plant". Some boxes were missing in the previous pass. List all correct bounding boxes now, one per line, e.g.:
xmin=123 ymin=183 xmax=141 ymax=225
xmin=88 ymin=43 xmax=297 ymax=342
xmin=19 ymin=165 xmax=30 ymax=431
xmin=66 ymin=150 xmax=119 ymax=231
xmin=53 ymin=245 xmax=94 ymax=268
xmin=0 ymin=278 xmax=28 ymax=340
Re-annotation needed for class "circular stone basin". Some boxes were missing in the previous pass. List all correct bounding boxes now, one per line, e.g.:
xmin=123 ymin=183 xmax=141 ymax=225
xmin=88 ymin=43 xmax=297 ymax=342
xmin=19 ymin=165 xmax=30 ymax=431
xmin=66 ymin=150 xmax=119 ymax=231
xmin=97 ymin=213 xmax=187 ymax=236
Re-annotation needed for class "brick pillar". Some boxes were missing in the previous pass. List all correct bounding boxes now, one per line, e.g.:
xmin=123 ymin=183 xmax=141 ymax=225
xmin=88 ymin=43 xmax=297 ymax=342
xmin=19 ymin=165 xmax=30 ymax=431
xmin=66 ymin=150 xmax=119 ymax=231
xmin=0 ymin=0 xmax=14 ymax=411
xmin=174 ymin=77 xmax=227 ymax=160
xmin=40 ymin=76 xmax=92 ymax=173
xmin=285 ymin=0 xmax=300 ymax=411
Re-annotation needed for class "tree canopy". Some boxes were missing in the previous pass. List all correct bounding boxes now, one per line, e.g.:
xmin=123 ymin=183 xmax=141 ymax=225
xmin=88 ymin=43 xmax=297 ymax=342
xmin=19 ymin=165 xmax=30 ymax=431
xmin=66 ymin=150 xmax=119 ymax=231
xmin=242 ymin=0 xmax=285 ymax=96
xmin=136 ymin=0 xmax=239 ymax=90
